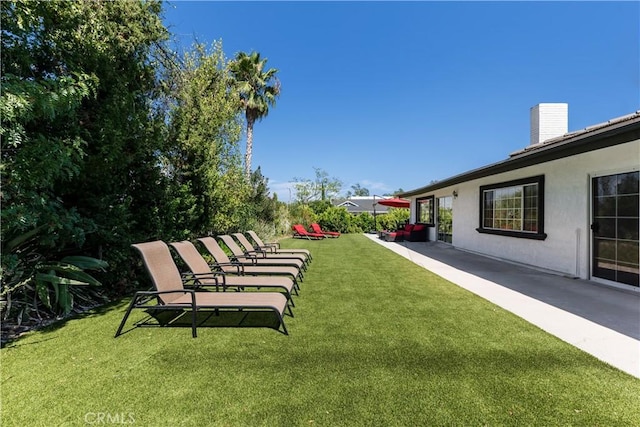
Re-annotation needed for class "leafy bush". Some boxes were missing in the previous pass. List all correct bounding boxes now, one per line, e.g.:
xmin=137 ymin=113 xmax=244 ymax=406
xmin=376 ymin=208 xmax=410 ymax=231
xmin=288 ymin=203 xmax=317 ymax=230
xmin=273 ymin=204 xmax=292 ymax=237
xmin=1 ymin=226 xmax=108 ymax=324
xmin=308 ymin=200 xmax=332 ymax=215
xmin=317 ymin=206 xmax=351 ymax=233
xmin=351 ymin=212 xmax=374 ymax=233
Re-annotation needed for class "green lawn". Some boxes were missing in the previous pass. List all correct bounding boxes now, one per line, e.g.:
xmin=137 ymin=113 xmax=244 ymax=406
xmin=2 ymin=234 xmax=639 ymax=426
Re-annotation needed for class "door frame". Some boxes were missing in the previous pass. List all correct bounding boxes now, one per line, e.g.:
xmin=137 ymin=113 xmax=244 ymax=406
xmin=589 ymin=166 xmax=640 ymax=289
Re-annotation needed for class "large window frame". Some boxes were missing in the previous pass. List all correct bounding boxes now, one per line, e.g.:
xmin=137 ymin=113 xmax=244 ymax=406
xmin=416 ymin=196 xmax=435 ymax=225
xmin=477 ymin=175 xmax=547 ymax=240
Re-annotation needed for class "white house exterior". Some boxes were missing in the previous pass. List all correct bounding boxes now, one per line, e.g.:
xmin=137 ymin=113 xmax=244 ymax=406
xmin=400 ymin=105 xmax=640 ymax=291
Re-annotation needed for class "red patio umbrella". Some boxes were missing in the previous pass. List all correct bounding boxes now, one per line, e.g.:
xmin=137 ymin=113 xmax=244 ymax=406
xmin=377 ymin=197 xmax=410 ymax=208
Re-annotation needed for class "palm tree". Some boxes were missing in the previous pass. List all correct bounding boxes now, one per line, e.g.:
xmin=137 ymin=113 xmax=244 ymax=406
xmin=229 ymin=51 xmax=280 ymax=178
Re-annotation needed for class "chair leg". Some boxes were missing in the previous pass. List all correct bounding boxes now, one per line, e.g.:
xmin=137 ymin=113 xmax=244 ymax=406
xmin=191 ymin=306 xmax=197 ymax=338
xmin=278 ymin=313 xmax=289 ymax=335
xmin=114 ymin=296 xmax=139 ymax=338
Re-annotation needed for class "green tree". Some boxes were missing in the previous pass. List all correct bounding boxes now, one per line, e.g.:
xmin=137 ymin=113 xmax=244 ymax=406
xmin=347 ymin=183 xmax=370 ymax=197
xmin=292 ymin=167 xmax=343 ymax=203
xmin=1 ymin=0 xmax=168 ymax=315
xmin=52 ymin=0 xmax=170 ymax=287
xmin=229 ymin=51 xmax=280 ymax=178
xmin=248 ymin=167 xmax=289 ymax=239
xmin=166 ymin=41 xmax=247 ymax=236
xmin=249 ymin=167 xmax=280 ymax=225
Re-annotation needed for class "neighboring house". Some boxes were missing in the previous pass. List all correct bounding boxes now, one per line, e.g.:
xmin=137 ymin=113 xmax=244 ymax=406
xmin=334 ymin=197 xmax=390 ymax=215
xmin=399 ymin=103 xmax=639 ymax=290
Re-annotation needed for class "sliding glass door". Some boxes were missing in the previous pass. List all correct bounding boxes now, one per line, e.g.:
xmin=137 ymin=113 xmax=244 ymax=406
xmin=592 ymin=171 xmax=639 ymax=287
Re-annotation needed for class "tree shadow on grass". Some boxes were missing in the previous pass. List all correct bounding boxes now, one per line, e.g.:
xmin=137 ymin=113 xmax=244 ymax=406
xmin=1 ymin=298 xmax=129 ymax=348
xmin=2 ymin=298 xmax=287 ymax=347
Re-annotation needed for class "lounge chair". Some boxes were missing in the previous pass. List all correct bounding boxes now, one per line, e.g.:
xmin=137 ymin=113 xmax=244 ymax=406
xmin=197 ymin=236 xmax=303 ymax=284
xmin=246 ymin=230 xmax=312 ymax=261
xmin=232 ymin=232 xmax=310 ymax=267
xmin=115 ymin=241 xmax=290 ymax=338
xmin=310 ymin=223 xmax=340 ymax=238
xmin=218 ymin=234 xmax=306 ymax=272
xmin=169 ymin=240 xmax=297 ymax=306
xmin=292 ymin=224 xmax=325 ymax=240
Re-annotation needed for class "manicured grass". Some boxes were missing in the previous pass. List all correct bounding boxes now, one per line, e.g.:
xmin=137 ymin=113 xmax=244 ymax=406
xmin=2 ymin=234 xmax=639 ymax=426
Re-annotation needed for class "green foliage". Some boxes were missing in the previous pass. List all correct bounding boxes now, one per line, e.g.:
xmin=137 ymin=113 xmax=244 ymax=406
xmin=33 ymin=255 xmax=108 ymax=315
xmin=250 ymin=200 xmax=291 ymax=242
xmin=1 ymin=226 xmax=108 ymax=320
xmin=350 ymin=212 xmax=375 ymax=233
xmin=273 ymin=204 xmax=293 ymax=236
xmin=376 ymin=208 xmax=411 ymax=231
xmin=166 ymin=41 xmax=248 ymax=236
xmin=346 ymin=183 xmax=370 ymax=197
xmin=0 ymin=1 xmax=287 ymax=327
xmin=249 ymin=167 xmax=281 ymax=225
xmin=317 ymin=206 xmax=351 ymax=233
xmin=1 ymin=0 xmax=169 ymax=321
xmin=229 ymin=51 xmax=280 ymax=177
xmin=292 ymin=167 xmax=343 ymax=203
xmin=288 ymin=203 xmax=317 ymax=230
xmin=286 ymin=201 xmax=410 ymax=235
xmin=308 ymin=199 xmax=332 ymax=215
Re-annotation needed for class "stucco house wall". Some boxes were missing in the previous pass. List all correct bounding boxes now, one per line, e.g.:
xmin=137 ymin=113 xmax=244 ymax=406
xmin=409 ymin=139 xmax=639 ymax=279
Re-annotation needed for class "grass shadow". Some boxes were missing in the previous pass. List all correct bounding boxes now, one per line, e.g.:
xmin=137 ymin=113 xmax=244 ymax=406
xmin=116 ymin=308 xmax=285 ymax=337
xmin=1 ymin=298 xmax=129 ymax=348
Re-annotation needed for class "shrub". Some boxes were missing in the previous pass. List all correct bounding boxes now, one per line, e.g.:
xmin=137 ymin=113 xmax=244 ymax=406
xmin=351 ymin=212 xmax=374 ymax=233
xmin=375 ymin=208 xmax=410 ymax=231
xmin=317 ymin=206 xmax=350 ymax=233
xmin=288 ymin=203 xmax=317 ymax=230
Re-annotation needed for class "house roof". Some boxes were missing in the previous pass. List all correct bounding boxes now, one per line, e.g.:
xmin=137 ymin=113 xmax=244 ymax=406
xmin=399 ymin=111 xmax=640 ymax=198
xmin=333 ymin=197 xmax=390 ymax=214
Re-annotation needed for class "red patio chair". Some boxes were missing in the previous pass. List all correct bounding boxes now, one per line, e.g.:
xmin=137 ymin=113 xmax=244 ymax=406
xmin=292 ymin=224 xmax=325 ymax=240
xmin=310 ymin=223 xmax=340 ymax=238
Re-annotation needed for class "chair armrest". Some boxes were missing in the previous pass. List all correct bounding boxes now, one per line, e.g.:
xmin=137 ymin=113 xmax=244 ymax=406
xmin=244 ymin=249 xmax=268 ymax=258
xmin=131 ymin=288 xmax=196 ymax=307
xmin=234 ymin=254 xmax=258 ymax=265
xmin=181 ymin=272 xmax=224 ymax=289
xmin=209 ymin=262 xmax=244 ymax=274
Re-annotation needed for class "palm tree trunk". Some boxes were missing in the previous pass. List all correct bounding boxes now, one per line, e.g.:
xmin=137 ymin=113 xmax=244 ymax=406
xmin=245 ymin=118 xmax=254 ymax=178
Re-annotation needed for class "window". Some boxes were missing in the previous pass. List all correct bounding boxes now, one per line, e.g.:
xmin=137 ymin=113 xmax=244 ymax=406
xmin=477 ymin=175 xmax=546 ymax=240
xmin=437 ymin=196 xmax=453 ymax=243
xmin=416 ymin=196 xmax=434 ymax=225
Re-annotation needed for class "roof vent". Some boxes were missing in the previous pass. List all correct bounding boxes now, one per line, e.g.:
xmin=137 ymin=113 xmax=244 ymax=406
xmin=530 ymin=103 xmax=568 ymax=145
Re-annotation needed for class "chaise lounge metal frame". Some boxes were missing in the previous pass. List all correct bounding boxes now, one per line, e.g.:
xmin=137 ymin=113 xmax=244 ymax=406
xmin=115 ymin=241 xmax=291 ymax=338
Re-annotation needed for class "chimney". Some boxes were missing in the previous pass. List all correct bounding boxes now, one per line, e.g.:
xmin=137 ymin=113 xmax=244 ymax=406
xmin=530 ymin=103 xmax=568 ymax=145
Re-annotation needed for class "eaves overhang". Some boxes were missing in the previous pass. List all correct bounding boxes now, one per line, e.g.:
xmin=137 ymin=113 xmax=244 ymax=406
xmin=399 ymin=113 xmax=640 ymax=199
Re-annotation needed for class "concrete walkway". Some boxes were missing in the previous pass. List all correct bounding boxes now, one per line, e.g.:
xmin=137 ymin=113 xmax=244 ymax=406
xmin=365 ymin=234 xmax=640 ymax=378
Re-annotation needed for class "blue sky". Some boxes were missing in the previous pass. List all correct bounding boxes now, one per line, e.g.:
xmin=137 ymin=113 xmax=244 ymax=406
xmin=163 ymin=1 xmax=639 ymax=202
